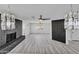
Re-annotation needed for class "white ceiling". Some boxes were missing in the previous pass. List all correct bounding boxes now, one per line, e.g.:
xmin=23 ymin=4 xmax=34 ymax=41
xmin=0 ymin=4 xmax=79 ymax=20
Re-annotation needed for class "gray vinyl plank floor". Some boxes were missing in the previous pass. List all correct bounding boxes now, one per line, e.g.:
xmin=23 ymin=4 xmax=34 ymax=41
xmin=8 ymin=34 xmax=79 ymax=54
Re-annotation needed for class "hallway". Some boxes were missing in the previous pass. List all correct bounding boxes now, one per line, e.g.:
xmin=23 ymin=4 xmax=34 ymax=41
xmin=8 ymin=34 xmax=79 ymax=54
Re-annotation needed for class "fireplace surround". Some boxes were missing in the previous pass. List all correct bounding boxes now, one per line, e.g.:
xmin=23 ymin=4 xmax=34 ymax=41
xmin=0 ymin=13 xmax=23 ymax=47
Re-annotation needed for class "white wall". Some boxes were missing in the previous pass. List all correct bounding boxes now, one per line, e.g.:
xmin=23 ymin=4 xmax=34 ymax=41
xmin=22 ymin=20 xmax=30 ymax=35
xmin=66 ymin=30 xmax=79 ymax=44
xmin=29 ymin=20 xmax=50 ymax=34
xmin=71 ymin=30 xmax=79 ymax=40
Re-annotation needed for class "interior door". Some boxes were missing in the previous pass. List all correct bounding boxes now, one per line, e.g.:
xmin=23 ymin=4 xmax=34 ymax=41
xmin=52 ymin=19 xmax=66 ymax=43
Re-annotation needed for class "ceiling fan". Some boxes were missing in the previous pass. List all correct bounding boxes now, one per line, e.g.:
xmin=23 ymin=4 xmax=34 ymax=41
xmin=38 ymin=15 xmax=50 ymax=20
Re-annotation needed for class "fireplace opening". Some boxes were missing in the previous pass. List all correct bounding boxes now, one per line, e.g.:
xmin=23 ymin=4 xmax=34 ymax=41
xmin=6 ymin=32 xmax=16 ymax=43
